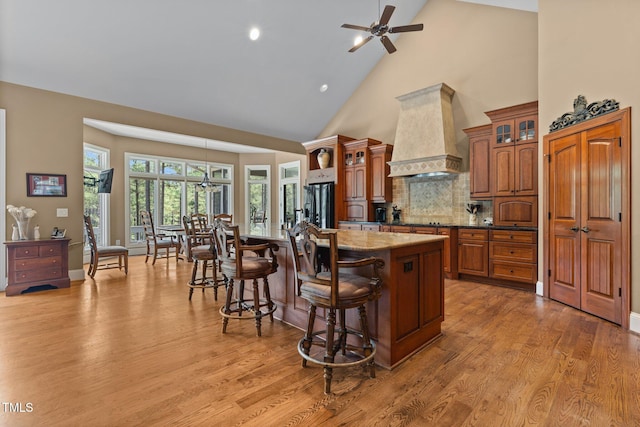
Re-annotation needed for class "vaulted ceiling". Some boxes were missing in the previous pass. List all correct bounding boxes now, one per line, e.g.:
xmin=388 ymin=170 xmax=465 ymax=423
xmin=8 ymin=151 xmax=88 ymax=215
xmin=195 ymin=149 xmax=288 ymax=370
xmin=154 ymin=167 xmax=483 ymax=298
xmin=0 ymin=0 xmax=537 ymax=146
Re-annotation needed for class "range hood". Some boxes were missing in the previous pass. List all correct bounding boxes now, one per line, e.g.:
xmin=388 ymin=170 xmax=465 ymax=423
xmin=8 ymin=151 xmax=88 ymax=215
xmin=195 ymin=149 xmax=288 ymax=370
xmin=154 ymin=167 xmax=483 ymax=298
xmin=388 ymin=83 xmax=462 ymax=177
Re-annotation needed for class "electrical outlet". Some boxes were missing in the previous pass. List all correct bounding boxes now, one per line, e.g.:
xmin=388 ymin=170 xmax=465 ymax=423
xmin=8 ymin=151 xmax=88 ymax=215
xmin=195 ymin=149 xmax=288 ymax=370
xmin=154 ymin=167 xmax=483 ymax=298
xmin=115 ymin=240 xmax=121 ymax=245
xmin=56 ymin=208 xmax=68 ymax=217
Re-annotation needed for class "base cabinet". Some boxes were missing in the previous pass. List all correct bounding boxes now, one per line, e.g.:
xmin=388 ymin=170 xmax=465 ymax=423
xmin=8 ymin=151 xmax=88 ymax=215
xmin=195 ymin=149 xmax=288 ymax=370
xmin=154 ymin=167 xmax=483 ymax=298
xmin=4 ymin=238 xmax=70 ymax=296
xmin=457 ymin=229 xmax=489 ymax=277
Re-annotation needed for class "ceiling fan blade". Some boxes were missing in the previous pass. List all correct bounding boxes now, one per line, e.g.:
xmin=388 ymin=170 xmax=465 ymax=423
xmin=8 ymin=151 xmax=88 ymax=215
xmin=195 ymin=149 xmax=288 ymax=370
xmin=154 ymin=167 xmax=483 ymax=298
xmin=379 ymin=5 xmax=396 ymax=26
xmin=341 ymin=23 xmax=372 ymax=32
xmin=389 ymin=23 xmax=424 ymax=33
xmin=380 ymin=36 xmax=397 ymax=54
xmin=349 ymin=35 xmax=373 ymax=53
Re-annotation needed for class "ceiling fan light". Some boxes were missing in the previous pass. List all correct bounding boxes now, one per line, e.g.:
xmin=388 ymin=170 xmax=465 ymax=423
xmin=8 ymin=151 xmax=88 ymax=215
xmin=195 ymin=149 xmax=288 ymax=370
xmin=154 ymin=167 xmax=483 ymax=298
xmin=249 ymin=27 xmax=260 ymax=41
xmin=354 ymin=35 xmax=364 ymax=46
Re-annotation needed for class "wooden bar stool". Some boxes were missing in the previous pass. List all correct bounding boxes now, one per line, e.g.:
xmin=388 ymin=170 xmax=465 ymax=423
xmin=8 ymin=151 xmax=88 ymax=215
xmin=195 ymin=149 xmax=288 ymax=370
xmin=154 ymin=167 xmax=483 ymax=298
xmin=182 ymin=216 xmax=224 ymax=301
xmin=286 ymin=221 xmax=384 ymax=394
xmin=213 ymin=219 xmax=278 ymax=336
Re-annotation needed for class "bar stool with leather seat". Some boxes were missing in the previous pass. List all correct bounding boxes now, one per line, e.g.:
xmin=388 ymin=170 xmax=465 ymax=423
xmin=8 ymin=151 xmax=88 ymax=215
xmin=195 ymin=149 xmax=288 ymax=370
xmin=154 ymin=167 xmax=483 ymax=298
xmin=182 ymin=215 xmax=224 ymax=301
xmin=213 ymin=219 xmax=278 ymax=336
xmin=286 ymin=221 xmax=384 ymax=394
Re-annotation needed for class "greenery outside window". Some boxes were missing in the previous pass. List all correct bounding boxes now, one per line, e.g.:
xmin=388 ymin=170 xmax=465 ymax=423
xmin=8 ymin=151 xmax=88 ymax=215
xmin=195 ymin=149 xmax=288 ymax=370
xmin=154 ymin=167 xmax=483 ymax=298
xmin=126 ymin=153 xmax=233 ymax=246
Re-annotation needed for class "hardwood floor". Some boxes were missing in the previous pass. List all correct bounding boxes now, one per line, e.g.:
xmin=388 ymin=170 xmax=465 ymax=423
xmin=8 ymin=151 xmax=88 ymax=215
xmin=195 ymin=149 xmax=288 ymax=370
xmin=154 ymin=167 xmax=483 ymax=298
xmin=1 ymin=255 xmax=639 ymax=426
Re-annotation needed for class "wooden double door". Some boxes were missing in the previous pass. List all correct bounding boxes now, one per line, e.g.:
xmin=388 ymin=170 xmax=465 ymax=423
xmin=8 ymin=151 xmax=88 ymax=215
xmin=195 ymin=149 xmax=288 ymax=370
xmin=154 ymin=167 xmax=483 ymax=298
xmin=546 ymin=108 xmax=630 ymax=325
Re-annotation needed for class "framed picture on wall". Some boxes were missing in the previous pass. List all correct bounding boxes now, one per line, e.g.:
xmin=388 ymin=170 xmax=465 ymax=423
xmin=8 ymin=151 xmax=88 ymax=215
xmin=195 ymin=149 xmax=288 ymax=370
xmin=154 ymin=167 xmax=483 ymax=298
xmin=26 ymin=173 xmax=67 ymax=197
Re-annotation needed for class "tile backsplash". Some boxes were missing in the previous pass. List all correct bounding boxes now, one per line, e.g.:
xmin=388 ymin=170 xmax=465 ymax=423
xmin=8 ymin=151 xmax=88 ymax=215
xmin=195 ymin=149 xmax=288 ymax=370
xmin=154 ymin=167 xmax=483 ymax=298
xmin=389 ymin=172 xmax=492 ymax=225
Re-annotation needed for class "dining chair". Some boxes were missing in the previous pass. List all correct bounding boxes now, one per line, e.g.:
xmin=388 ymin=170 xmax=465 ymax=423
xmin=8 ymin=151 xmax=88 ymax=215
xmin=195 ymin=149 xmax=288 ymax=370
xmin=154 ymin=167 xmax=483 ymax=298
xmin=213 ymin=213 xmax=233 ymax=223
xmin=286 ymin=221 xmax=384 ymax=394
xmin=83 ymin=215 xmax=129 ymax=278
xmin=140 ymin=210 xmax=178 ymax=265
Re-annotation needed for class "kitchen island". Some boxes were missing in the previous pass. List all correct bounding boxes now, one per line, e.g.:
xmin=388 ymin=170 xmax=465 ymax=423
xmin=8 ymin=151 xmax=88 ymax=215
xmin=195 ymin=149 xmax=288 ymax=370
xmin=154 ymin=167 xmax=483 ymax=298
xmin=244 ymin=226 xmax=446 ymax=369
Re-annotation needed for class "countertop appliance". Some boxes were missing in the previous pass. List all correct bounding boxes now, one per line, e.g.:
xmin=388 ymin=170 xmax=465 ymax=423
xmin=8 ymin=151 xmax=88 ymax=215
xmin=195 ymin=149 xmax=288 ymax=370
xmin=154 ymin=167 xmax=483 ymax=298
xmin=375 ymin=207 xmax=387 ymax=223
xmin=304 ymin=183 xmax=335 ymax=229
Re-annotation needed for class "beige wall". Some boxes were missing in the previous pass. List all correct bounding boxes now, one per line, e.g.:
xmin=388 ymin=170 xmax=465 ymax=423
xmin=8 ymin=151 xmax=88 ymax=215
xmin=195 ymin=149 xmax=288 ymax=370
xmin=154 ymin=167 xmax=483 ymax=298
xmin=320 ymin=0 xmax=539 ymax=163
xmin=0 ymin=82 xmax=305 ymax=270
xmin=538 ymin=0 xmax=640 ymax=312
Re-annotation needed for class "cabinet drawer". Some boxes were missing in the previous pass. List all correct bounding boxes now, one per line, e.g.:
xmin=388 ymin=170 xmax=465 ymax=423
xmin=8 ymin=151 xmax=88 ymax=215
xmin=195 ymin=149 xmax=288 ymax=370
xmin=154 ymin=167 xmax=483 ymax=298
xmin=13 ymin=256 xmax=63 ymax=271
xmin=14 ymin=245 xmax=39 ymax=258
xmin=39 ymin=244 xmax=63 ymax=257
xmin=13 ymin=267 xmax=63 ymax=284
xmin=489 ymin=242 xmax=536 ymax=263
xmin=338 ymin=223 xmax=362 ymax=230
xmin=458 ymin=229 xmax=488 ymax=241
xmin=489 ymin=260 xmax=537 ymax=283
xmin=361 ymin=224 xmax=380 ymax=232
xmin=414 ymin=227 xmax=437 ymax=235
xmin=490 ymin=229 xmax=537 ymax=244
xmin=390 ymin=225 xmax=412 ymax=233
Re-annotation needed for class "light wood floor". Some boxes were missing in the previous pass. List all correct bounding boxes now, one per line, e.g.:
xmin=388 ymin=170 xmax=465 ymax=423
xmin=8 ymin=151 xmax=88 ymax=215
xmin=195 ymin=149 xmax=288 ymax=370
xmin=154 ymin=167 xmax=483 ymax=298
xmin=1 ymin=256 xmax=639 ymax=426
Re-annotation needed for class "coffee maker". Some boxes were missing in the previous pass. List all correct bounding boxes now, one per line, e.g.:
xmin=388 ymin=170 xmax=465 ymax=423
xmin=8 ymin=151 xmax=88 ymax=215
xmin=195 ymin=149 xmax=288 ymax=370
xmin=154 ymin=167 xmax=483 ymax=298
xmin=375 ymin=206 xmax=387 ymax=223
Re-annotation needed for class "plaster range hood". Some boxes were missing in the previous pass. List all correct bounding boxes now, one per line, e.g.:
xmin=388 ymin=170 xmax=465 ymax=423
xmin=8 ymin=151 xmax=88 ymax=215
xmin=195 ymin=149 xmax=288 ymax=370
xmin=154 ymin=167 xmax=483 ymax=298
xmin=388 ymin=83 xmax=462 ymax=177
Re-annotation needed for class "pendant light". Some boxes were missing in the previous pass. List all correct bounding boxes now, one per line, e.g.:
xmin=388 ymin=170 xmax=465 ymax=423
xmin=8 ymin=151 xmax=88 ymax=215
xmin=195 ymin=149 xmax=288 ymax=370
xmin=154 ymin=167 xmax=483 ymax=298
xmin=197 ymin=139 xmax=214 ymax=192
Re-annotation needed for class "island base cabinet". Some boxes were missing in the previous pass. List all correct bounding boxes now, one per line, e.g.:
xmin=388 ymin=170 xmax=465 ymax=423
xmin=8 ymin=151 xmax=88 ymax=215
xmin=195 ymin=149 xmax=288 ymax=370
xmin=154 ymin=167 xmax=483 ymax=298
xmin=260 ymin=234 xmax=444 ymax=369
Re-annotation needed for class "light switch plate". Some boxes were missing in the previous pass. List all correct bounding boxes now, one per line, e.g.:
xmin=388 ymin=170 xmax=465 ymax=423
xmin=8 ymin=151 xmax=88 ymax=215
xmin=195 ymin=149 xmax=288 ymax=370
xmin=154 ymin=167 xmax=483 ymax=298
xmin=56 ymin=208 xmax=68 ymax=217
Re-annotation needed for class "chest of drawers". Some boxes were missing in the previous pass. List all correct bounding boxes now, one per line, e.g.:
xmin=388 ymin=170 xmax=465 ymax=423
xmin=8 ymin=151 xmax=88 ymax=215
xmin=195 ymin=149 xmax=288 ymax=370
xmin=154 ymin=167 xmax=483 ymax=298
xmin=4 ymin=238 xmax=70 ymax=296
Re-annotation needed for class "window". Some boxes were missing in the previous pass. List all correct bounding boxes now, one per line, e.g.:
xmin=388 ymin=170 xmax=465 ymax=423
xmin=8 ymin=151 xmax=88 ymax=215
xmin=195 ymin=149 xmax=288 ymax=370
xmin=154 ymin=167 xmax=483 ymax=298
xmin=246 ymin=165 xmax=270 ymax=232
xmin=126 ymin=153 xmax=233 ymax=246
xmin=279 ymin=161 xmax=300 ymax=227
xmin=83 ymin=144 xmax=110 ymax=255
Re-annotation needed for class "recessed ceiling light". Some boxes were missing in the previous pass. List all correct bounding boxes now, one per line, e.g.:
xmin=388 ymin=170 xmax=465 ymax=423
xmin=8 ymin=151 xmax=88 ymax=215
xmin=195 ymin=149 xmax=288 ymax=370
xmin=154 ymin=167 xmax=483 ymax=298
xmin=354 ymin=35 xmax=363 ymax=46
xmin=320 ymin=84 xmax=328 ymax=93
xmin=249 ymin=27 xmax=260 ymax=41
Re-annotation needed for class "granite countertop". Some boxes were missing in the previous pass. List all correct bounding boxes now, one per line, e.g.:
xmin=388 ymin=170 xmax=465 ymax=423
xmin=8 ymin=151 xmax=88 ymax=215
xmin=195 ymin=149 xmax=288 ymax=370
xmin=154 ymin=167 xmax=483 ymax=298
xmin=339 ymin=220 xmax=537 ymax=232
xmin=241 ymin=224 xmax=446 ymax=251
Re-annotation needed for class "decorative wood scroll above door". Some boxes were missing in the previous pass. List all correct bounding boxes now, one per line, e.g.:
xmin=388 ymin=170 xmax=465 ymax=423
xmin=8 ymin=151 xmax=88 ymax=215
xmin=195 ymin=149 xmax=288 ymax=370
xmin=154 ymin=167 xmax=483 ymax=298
xmin=549 ymin=95 xmax=619 ymax=132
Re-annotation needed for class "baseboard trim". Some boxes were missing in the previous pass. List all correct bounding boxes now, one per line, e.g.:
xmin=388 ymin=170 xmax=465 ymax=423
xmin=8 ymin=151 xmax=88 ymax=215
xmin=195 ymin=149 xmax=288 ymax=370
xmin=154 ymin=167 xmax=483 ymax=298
xmin=629 ymin=312 xmax=640 ymax=334
xmin=69 ymin=269 xmax=85 ymax=282
xmin=536 ymin=281 xmax=543 ymax=296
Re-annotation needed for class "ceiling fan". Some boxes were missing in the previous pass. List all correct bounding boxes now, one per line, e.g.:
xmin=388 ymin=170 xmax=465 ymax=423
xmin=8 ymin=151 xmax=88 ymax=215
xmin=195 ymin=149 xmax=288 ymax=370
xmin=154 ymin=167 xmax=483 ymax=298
xmin=341 ymin=4 xmax=424 ymax=54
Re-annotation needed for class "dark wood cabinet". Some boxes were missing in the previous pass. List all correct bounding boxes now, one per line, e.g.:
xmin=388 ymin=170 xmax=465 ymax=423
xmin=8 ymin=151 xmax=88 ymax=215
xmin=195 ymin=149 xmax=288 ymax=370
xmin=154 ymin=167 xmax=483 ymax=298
xmin=458 ymin=229 xmax=489 ymax=277
xmin=492 ymin=143 xmax=537 ymax=196
xmin=486 ymin=102 xmax=538 ymax=148
xmin=464 ymin=124 xmax=492 ymax=200
xmin=369 ymin=144 xmax=393 ymax=202
xmin=4 ymin=238 xmax=70 ymax=296
xmin=341 ymin=138 xmax=381 ymax=222
xmin=493 ymin=196 xmax=538 ymax=227
xmin=489 ymin=229 xmax=537 ymax=285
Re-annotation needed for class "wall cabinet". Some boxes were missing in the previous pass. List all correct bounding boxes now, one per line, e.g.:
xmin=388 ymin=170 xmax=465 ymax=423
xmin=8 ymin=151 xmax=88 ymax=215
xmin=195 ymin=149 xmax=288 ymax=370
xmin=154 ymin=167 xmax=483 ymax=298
xmin=369 ymin=144 xmax=393 ymax=202
xmin=492 ymin=143 xmax=538 ymax=197
xmin=341 ymin=139 xmax=381 ymax=221
xmin=4 ymin=238 xmax=71 ymax=296
xmin=493 ymin=196 xmax=538 ymax=227
xmin=464 ymin=124 xmax=493 ymax=200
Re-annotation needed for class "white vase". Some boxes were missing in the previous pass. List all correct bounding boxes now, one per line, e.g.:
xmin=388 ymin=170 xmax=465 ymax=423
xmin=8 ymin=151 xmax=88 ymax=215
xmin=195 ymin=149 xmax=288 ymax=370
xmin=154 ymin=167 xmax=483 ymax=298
xmin=317 ymin=149 xmax=330 ymax=169
xmin=11 ymin=225 xmax=19 ymax=241
xmin=469 ymin=213 xmax=478 ymax=226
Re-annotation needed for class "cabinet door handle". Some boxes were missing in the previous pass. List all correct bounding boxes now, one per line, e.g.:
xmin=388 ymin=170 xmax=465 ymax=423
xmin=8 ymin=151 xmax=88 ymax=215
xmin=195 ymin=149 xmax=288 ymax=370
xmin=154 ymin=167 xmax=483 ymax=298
xmin=569 ymin=226 xmax=579 ymax=232
xmin=581 ymin=226 xmax=591 ymax=233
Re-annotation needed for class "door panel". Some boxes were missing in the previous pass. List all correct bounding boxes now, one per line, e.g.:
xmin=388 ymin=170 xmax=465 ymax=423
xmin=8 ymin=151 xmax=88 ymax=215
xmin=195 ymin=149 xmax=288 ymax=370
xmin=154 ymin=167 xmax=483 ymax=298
xmin=580 ymin=123 xmax=622 ymax=323
xmin=548 ymin=119 xmax=624 ymax=325
xmin=549 ymin=133 xmax=581 ymax=308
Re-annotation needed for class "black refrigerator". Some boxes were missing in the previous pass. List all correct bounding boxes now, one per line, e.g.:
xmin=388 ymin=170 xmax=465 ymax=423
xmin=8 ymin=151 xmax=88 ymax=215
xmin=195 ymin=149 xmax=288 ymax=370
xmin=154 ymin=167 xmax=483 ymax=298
xmin=303 ymin=183 xmax=335 ymax=229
